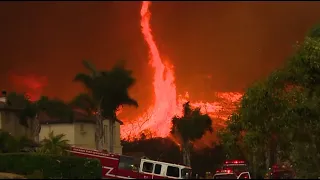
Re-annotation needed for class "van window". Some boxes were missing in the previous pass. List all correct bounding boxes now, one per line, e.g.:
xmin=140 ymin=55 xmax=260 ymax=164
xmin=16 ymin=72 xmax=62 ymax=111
xmin=142 ymin=162 xmax=154 ymax=173
xmin=181 ymin=168 xmax=192 ymax=179
xmin=154 ymin=164 xmax=162 ymax=174
xmin=118 ymin=156 xmax=140 ymax=171
xmin=166 ymin=166 xmax=180 ymax=178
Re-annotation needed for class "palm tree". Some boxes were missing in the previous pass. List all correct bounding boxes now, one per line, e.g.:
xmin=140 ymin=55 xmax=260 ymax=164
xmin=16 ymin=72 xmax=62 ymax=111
xmin=72 ymin=60 xmax=138 ymax=152
xmin=7 ymin=93 xmax=67 ymax=143
xmin=38 ymin=131 xmax=70 ymax=155
xmin=171 ymin=102 xmax=213 ymax=166
xmin=7 ymin=92 xmax=40 ymax=142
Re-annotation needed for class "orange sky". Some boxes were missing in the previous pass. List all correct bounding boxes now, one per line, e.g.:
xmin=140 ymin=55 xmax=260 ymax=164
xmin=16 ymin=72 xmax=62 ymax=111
xmin=1 ymin=2 xmax=320 ymax=117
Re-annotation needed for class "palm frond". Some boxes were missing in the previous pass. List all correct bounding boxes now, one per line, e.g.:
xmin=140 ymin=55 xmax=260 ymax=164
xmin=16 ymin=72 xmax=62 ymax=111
xmin=73 ymin=73 xmax=94 ymax=89
xmin=82 ymin=60 xmax=100 ymax=77
xmin=69 ymin=93 xmax=96 ymax=115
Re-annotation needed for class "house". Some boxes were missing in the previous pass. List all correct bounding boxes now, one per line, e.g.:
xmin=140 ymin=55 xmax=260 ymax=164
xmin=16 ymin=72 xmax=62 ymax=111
xmin=39 ymin=109 xmax=123 ymax=154
xmin=0 ymin=92 xmax=31 ymax=138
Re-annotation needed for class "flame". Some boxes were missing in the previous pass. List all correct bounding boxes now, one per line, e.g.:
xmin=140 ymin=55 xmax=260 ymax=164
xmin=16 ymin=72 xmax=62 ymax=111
xmin=120 ymin=1 xmax=242 ymax=144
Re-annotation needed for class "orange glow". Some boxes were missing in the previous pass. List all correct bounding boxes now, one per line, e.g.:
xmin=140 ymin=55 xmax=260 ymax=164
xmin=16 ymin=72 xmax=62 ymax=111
xmin=10 ymin=74 xmax=48 ymax=102
xmin=120 ymin=1 xmax=243 ymax=143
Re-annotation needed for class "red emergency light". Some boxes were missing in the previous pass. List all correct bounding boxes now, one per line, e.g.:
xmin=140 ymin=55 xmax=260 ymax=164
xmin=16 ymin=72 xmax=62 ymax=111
xmin=224 ymin=160 xmax=246 ymax=164
xmin=216 ymin=169 xmax=233 ymax=174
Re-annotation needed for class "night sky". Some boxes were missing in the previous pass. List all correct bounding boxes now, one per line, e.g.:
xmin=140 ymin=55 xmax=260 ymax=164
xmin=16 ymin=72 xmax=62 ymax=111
xmin=1 ymin=1 xmax=320 ymax=117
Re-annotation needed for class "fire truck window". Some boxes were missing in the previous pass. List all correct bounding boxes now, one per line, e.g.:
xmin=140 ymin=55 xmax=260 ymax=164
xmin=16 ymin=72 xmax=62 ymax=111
xmin=118 ymin=156 xmax=139 ymax=171
xmin=213 ymin=174 xmax=237 ymax=179
xmin=166 ymin=166 xmax=180 ymax=178
xmin=238 ymin=172 xmax=250 ymax=179
xmin=154 ymin=164 xmax=162 ymax=174
xmin=142 ymin=162 xmax=154 ymax=173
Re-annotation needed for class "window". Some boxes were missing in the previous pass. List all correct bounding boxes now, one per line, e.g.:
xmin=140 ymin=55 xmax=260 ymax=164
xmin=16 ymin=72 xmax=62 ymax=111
xmin=103 ymin=125 xmax=108 ymax=144
xmin=118 ymin=156 xmax=140 ymax=171
xmin=181 ymin=168 xmax=192 ymax=179
xmin=166 ymin=166 xmax=180 ymax=178
xmin=154 ymin=164 xmax=162 ymax=175
xmin=142 ymin=162 xmax=154 ymax=173
xmin=238 ymin=172 xmax=250 ymax=179
xmin=213 ymin=174 xmax=237 ymax=179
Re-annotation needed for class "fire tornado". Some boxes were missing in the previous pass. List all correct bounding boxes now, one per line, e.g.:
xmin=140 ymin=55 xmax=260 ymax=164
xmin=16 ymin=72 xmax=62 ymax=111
xmin=120 ymin=1 xmax=242 ymax=140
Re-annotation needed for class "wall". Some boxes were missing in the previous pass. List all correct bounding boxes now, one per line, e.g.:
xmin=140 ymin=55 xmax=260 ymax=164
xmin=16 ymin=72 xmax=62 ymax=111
xmin=74 ymin=123 xmax=95 ymax=149
xmin=102 ymin=119 xmax=123 ymax=154
xmin=39 ymin=124 xmax=75 ymax=145
xmin=39 ymin=120 xmax=122 ymax=154
xmin=0 ymin=111 xmax=29 ymax=138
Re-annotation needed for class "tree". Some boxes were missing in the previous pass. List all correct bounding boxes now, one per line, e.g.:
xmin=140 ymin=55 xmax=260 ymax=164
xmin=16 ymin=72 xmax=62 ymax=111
xmin=122 ymin=137 xmax=182 ymax=164
xmin=7 ymin=93 xmax=71 ymax=142
xmin=219 ymin=24 xmax=320 ymax=178
xmin=0 ymin=130 xmax=19 ymax=153
xmin=37 ymin=131 xmax=70 ymax=155
xmin=7 ymin=92 xmax=40 ymax=142
xmin=72 ymin=60 xmax=138 ymax=152
xmin=171 ymin=102 xmax=213 ymax=166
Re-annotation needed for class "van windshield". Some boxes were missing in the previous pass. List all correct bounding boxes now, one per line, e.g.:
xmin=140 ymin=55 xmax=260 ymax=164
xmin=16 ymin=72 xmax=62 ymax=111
xmin=181 ymin=168 xmax=192 ymax=179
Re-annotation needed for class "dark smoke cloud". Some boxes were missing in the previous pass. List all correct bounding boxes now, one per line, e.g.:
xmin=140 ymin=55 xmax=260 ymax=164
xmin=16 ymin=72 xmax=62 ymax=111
xmin=0 ymin=2 xmax=319 ymax=116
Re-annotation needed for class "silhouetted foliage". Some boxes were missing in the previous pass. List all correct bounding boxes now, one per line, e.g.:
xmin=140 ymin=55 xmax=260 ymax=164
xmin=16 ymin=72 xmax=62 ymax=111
xmin=73 ymin=60 xmax=138 ymax=151
xmin=219 ymin=24 xmax=320 ymax=178
xmin=37 ymin=131 xmax=70 ymax=155
xmin=171 ymin=102 xmax=213 ymax=166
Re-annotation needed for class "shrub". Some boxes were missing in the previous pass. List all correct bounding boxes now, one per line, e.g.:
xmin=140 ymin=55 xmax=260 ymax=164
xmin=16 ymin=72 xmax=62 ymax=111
xmin=0 ymin=153 xmax=102 ymax=179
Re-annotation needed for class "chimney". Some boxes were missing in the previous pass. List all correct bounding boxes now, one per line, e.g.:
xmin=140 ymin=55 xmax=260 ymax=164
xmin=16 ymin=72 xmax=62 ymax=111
xmin=0 ymin=90 xmax=7 ymax=103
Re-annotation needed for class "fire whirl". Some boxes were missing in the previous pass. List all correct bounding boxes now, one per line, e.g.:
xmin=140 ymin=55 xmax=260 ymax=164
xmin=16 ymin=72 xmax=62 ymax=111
xmin=120 ymin=1 xmax=242 ymax=140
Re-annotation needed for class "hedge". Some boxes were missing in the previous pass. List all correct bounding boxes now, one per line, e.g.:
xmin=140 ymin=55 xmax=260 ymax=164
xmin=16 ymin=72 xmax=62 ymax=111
xmin=0 ymin=153 xmax=102 ymax=179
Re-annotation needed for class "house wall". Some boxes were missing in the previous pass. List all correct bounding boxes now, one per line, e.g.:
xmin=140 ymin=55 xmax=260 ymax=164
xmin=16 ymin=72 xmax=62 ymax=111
xmin=40 ymin=124 xmax=76 ymax=145
xmin=74 ymin=123 xmax=95 ymax=149
xmin=40 ymin=120 xmax=122 ymax=154
xmin=102 ymin=119 xmax=123 ymax=154
xmin=0 ymin=111 xmax=29 ymax=138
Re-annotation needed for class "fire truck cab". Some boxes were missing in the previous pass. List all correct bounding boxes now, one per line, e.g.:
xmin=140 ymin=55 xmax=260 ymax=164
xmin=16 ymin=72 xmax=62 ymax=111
xmin=267 ymin=164 xmax=295 ymax=179
xmin=139 ymin=158 xmax=192 ymax=179
xmin=222 ymin=160 xmax=249 ymax=176
xmin=213 ymin=160 xmax=251 ymax=179
xmin=213 ymin=170 xmax=251 ymax=179
xmin=68 ymin=146 xmax=192 ymax=179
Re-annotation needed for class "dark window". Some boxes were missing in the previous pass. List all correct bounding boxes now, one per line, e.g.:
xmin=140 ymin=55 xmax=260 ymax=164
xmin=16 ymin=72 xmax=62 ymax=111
xmin=238 ymin=172 xmax=250 ymax=179
xmin=213 ymin=174 xmax=237 ymax=179
xmin=154 ymin=164 xmax=162 ymax=174
xmin=118 ymin=156 xmax=140 ymax=171
xmin=181 ymin=168 xmax=192 ymax=179
xmin=271 ymin=170 xmax=294 ymax=179
xmin=166 ymin=166 xmax=180 ymax=178
xmin=142 ymin=162 xmax=154 ymax=173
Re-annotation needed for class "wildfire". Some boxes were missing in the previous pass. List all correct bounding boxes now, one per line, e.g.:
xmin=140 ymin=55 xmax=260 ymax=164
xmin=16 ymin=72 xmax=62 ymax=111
xmin=120 ymin=1 xmax=242 ymax=141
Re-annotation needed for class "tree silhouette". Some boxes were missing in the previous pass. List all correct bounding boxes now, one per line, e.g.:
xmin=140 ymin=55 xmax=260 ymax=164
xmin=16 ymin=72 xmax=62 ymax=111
xmin=171 ymin=102 xmax=213 ymax=166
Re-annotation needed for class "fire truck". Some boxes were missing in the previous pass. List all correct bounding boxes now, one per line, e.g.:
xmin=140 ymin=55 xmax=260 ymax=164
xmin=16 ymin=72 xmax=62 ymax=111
xmin=68 ymin=146 xmax=192 ymax=179
xmin=213 ymin=160 xmax=251 ymax=179
xmin=266 ymin=163 xmax=295 ymax=179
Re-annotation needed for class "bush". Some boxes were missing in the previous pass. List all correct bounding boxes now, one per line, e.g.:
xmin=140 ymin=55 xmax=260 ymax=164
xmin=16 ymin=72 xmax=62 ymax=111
xmin=0 ymin=153 xmax=102 ymax=179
